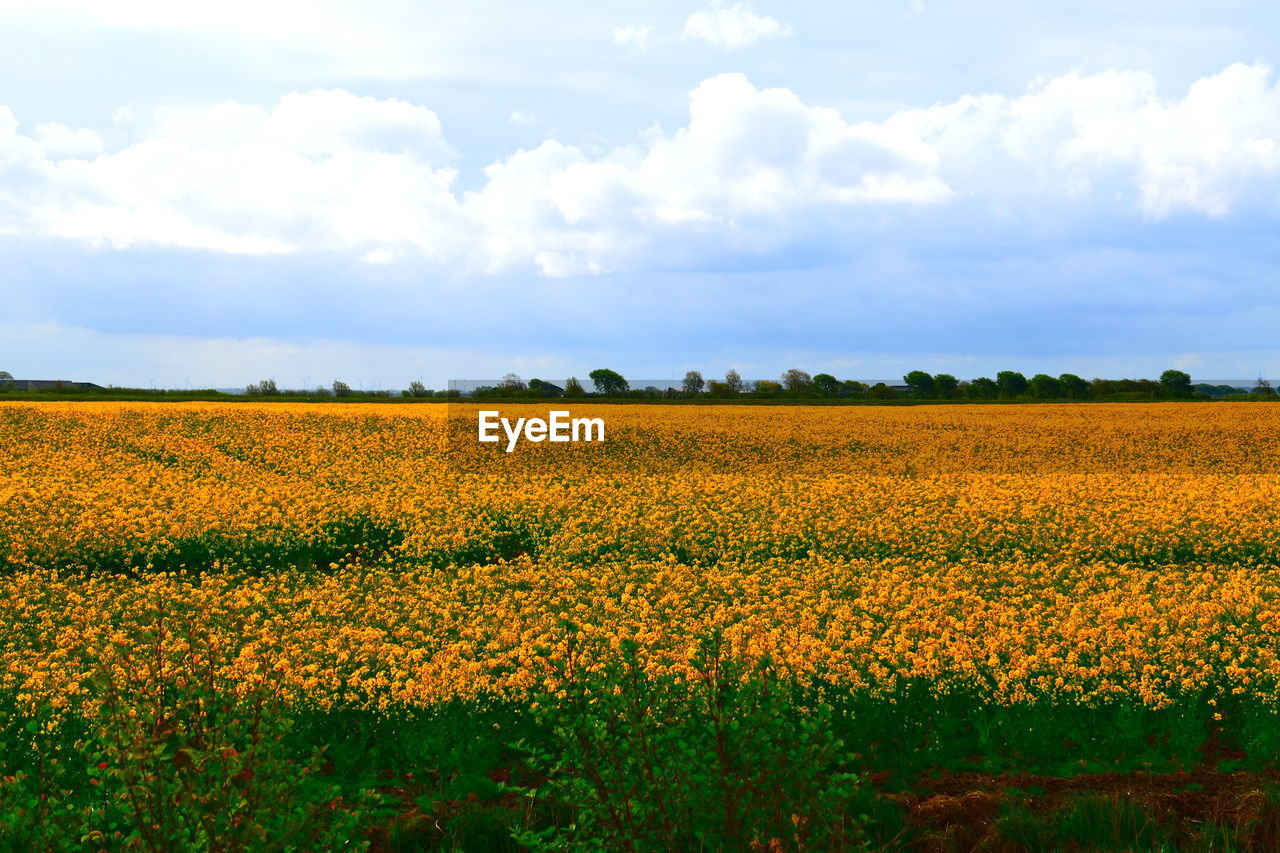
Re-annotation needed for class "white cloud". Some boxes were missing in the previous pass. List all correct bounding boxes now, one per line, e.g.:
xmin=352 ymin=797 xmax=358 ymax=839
xmin=508 ymin=110 xmax=538 ymax=125
xmin=612 ymin=24 xmax=654 ymax=52
xmin=33 ymin=122 xmax=102 ymax=159
xmin=682 ymin=2 xmax=791 ymax=49
xmin=0 ymin=89 xmax=463 ymax=256
xmin=360 ymin=247 xmax=395 ymax=264
xmin=2 ymin=63 xmax=1280 ymax=276
xmin=880 ymin=62 xmax=1280 ymax=217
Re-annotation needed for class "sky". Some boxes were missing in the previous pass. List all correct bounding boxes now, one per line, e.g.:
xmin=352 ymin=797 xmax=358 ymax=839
xmin=3 ymin=0 xmax=1280 ymax=388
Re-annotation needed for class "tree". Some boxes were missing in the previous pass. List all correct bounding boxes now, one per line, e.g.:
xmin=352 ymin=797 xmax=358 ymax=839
xmin=725 ymin=369 xmax=743 ymax=394
xmin=682 ymin=370 xmax=705 ymax=395
xmin=812 ymin=373 xmax=840 ymax=397
xmin=1160 ymin=369 xmax=1193 ymax=399
xmin=588 ymin=368 xmax=628 ymax=396
xmin=408 ymin=381 xmax=429 ymax=398
xmin=781 ymin=369 xmax=812 ymax=393
xmin=1092 ymin=377 xmax=1160 ymax=400
xmin=934 ymin=374 xmax=959 ymax=398
xmin=564 ymin=377 xmax=585 ymax=397
xmin=867 ymin=382 xmax=897 ymax=400
xmin=0 ymin=371 xmax=11 ymax=381
xmin=498 ymin=373 xmax=526 ymax=392
xmin=966 ymin=377 xmax=998 ymax=400
xmin=1029 ymin=374 xmax=1063 ymax=400
xmin=1058 ymin=373 xmax=1091 ymax=400
xmin=752 ymin=380 xmax=783 ymax=396
xmin=903 ymin=371 xmax=937 ymax=399
xmin=841 ymin=380 xmax=866 ymax=399
xmin=246 ymin=379 xmax=278 ymax=395
xmin=706 ymin=380 xmax=731 ymax=397
xmin=525 ymin=378 xmax=559 ymax=397
xmin=332 ymin=380 xmax=352 ymax=397
xmin=996 ymin=371 xmax=1029 ymax=399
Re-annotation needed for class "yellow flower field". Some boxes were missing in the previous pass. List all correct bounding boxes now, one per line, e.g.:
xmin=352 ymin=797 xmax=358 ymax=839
xmin=3 ymin=400 xmax=1280 ymax=715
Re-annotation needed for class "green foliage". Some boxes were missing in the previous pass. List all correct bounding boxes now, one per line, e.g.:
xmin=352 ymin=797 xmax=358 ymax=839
xmin=933 ymin=374 xmax=958 ymax=398
xmin=587 ymin=369 xmax=628 ymax=396
xmin=440 ymin=510 xmax=546 ymax=565
xmin=1092 ymin=377 xmax=1162 ymax=400
xmin=514 ymin=633 xmax=870 ymax=852
xmin=1029 ymin=373 xmax=1063 ymax=400
xmin=1054 ymin=795 xmax=1173 ymax=850
xmin=681 ymin=371 xmax=705 ymax=395
xmin=812 ymin=373 xmax=840 ymax=397
xmin=1059 ymin=373 xmax=1091 ymax=400
xmin=0 ymin=622 xmax=376 ymax=851
xmin=903 ymin=370 xmax=936 ymax=398
xmin=527 ymin=379 xmax=562 ymax=397
xmin=1160 ymin=369 xmax=1194 ymax=399
xmin=841 ymin=380 xmax=866 ymax=399
xmin=996 ymin=370 xmax=1029 ymax=399
xmin=30 ymin=514 xmax=406 ymax=575
xmin=966 ymin=377 xmax=998 ymax=399
xmin=994 ymin=796 xmax=1173 ymax=851
xmin=781 ymin=369 xmax=812 ymax=393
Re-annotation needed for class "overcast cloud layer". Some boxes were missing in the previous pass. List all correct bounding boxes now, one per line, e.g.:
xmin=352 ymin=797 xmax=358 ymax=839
xmin=3 ymin=0 xmax=1280 ymax=386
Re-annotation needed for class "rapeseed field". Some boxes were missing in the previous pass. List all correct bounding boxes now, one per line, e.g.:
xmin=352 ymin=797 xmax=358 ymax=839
xmin=4 ymin=401 xmax=1280 ymax=850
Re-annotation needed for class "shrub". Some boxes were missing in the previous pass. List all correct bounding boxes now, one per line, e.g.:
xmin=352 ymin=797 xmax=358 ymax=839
xmin=515 ymin=631 xmax=869 ymax=851
xmin=0 ymin=614 xmax=377 ymax=851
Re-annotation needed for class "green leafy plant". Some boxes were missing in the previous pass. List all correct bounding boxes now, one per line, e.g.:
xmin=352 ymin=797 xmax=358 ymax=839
xmin=514 ymin=629 xmax=869 ymax=851
xmin=0 ymin=604 xmax=378 ymax=851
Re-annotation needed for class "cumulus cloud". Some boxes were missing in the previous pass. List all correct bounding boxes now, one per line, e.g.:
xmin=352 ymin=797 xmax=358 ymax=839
xmin=0 ymin=90 xmax=462 ymax=256
xmin=2 ymin=63 xmax=1280 ymax=276
xmin=878 ymin=62 xmax=1280 ymax=217
xmin=612 ymin=24 xmax=654 ymax=52
xmin=33 ymin=122 xmax=103 ymax=159
xmin=682 ymin=2 xmax=791 ymax=49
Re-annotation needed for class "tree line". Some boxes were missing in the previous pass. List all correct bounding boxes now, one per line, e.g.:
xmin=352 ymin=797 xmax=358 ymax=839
xmin=4 ymin=369 xmax=1275 ymax=402
xmin=464 ymin=368 xmax=1277 ymax=402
